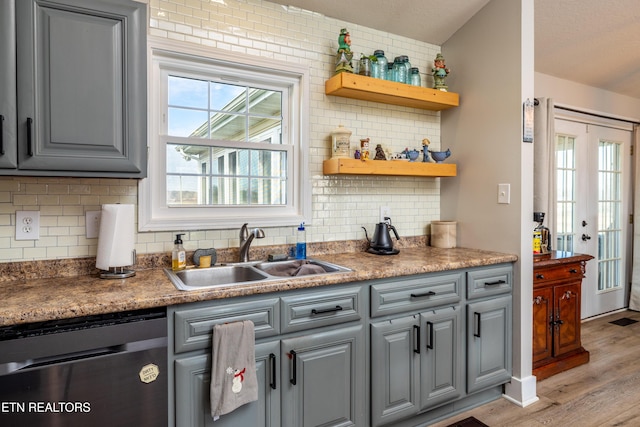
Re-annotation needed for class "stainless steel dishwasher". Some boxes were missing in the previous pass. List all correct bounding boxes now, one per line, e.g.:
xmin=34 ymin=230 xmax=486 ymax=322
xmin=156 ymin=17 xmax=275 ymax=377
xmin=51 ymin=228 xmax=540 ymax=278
xmin=0 ymin=307 xmax=167 ymax=427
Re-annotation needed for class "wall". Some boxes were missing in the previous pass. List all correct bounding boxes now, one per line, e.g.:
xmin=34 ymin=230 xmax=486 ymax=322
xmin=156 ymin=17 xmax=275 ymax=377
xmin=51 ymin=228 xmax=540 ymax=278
xmin=535 ymin=72 xmax=640 ymax=121
xmin=0 ymin=0 xmax=448 ymax=263
xmin=440 ymin=0 xmax=537 ymax=406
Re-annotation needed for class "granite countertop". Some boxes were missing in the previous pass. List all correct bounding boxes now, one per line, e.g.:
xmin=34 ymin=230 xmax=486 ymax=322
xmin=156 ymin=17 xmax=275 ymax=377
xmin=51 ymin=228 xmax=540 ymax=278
xmin=0 ymin=247 xmax=517 ymax=327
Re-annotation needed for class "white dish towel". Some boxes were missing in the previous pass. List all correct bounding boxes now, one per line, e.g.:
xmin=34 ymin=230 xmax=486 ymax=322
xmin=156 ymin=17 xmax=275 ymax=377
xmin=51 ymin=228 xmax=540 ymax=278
xmin=210 ymin=320 xmax=258 ymax=420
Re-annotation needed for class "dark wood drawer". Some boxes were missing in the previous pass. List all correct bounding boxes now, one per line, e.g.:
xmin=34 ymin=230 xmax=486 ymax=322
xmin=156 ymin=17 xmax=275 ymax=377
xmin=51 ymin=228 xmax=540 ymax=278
xmin=534 ymin=262 xmax=584 ymax=286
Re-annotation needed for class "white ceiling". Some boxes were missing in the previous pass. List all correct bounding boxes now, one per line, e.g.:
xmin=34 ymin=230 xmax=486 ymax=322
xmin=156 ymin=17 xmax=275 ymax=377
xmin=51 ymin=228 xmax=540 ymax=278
xmin=269 ymin=0 xmax=640 ymax=100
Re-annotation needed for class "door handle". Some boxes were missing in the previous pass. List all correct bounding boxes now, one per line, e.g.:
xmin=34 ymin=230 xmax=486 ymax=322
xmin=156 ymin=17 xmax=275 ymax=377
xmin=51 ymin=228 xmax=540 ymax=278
xmin=26 ymin=118 xmax=33 ymax=156
xmin=582 ymin=220 xmax=588 ymax=227
xmin=581 ymin=234 xmax=591 ymax=241
xmin=0 ymin=114 xmax=4 ymax=155
xmin=269 ymin=353 xmax=277 ymax=390
xmin=426 ymin=321 xmax=434 ymax=350
xmin=473 ymin=312 xmax=481 ymax=338
xmin=413 ymin=324 xmax=420 ymax=354
xmin=289 ymin=350 xmax=297 ymax=385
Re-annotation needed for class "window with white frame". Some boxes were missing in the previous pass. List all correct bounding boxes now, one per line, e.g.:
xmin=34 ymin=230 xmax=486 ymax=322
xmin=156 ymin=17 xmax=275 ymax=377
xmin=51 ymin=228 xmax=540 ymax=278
xmin=139 ymin=43 xmax=310 ymax=231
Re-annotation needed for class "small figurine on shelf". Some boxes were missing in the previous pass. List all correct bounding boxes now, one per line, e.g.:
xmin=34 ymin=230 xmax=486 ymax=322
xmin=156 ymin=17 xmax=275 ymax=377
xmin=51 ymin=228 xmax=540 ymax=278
xmin=360 ymin=138 xmax=370 ymax=160
xmin=335 ymin=28 xmax=354 ymax=74
xmin=432 ymin=53 xmax=450 ymax=91
xmin=421 ymin=138 xmax=431 ymax=162
xmin=374 ymin=144 xmax=386 ymax=160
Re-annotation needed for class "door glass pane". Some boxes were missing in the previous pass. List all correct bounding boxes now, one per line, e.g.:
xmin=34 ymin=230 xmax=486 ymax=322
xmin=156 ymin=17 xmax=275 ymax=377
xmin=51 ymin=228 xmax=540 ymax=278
xmin=556 ymin=134 xmax=576 ymax=252
xmin=598 ymin=140 xmax=622 ymax=292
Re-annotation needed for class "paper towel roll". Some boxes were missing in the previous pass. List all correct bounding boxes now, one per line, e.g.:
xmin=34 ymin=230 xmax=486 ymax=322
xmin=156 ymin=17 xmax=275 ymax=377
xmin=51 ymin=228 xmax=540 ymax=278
xmin=96 ymin=204 xmax=135 ymax=271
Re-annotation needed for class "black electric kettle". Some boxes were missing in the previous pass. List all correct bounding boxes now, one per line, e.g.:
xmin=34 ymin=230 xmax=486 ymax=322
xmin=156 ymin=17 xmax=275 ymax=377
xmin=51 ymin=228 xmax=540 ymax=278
xmin=362 ymin=217 xmax=401 ymax=255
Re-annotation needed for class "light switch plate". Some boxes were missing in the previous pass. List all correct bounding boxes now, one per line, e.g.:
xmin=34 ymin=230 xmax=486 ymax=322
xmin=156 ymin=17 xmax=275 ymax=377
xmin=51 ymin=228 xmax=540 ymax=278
xmin=380 ymin=206 xmax=391 ymax=222
xmin=16 ymin=211 xmax=40 ymax=240
xmin=498 ymin=183 xmax=511 ymax=204
xmin=86 ymin=211 xmax=101 ymax=239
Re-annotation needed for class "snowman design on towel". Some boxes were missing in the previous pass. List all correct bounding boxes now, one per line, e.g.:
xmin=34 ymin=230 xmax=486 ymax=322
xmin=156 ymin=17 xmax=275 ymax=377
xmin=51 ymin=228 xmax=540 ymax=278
xmin=226 ymin=366 xmax=247 ymax=393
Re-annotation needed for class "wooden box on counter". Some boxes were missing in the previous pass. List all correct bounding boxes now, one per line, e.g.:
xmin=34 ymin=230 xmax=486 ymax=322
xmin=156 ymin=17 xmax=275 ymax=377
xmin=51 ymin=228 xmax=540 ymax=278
xmin=532 ymin=251 xmax=594 ymax=381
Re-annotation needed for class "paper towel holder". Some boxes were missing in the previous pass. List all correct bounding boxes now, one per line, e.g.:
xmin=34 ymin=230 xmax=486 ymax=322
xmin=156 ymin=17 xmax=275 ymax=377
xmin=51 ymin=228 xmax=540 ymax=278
xmin=99 ymin=250 xmax=137 ymax=279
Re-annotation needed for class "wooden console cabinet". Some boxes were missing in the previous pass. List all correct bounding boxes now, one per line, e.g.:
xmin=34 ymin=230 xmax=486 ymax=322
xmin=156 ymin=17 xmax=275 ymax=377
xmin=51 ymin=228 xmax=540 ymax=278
xmin=532 ymin=252 xmax=594 ymax=381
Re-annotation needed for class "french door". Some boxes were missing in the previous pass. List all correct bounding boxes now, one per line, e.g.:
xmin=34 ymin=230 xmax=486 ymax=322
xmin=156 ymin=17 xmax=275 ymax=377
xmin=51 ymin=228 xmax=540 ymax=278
xmin=555 ymin=116 xmax=633 ymax=318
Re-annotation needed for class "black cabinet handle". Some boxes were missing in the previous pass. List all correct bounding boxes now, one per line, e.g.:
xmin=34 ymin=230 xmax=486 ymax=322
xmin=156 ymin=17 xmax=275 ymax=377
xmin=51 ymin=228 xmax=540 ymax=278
xmin=536 ymin=274 xmax=545 ymax=280
xmin=569 ymin=269 xmax=578 ymax=274
xmin=26 ymin=117 xmax=33 ymax=156
xmin=269 ymin=353 xmax=277 ymax=390
xmin=289 ymin=350 xmax=297 ymax=385
xmin=410 ymin=291 xmax=436 ymax=298
xmin=311 ymin=305 xmax=343 ymax=315
xmin=426 ymin=321 xmax=434 ymax=350
xmin=485 ymin=280 xmax=506 ymax=286
xmin=474 ymin=312 xmax=481 ymax=338
xmin=413 ymin=324 xmax=420 ymax=354
xmin=0 ymin=114 xmax=4 ymax=155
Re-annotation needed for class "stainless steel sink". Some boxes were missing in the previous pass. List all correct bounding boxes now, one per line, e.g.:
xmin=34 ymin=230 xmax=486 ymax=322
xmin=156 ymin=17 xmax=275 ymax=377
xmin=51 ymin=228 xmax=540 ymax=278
xmin=164 ymin=258 xmax=351 ymax=291
xmin=253 ymin=259 xmax=351 ymax=276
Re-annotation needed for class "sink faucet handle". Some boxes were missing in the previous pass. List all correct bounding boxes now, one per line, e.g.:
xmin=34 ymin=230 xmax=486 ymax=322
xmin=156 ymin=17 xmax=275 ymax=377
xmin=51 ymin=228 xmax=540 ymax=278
xmin=240 ymin=223 xmax=249 ymax=241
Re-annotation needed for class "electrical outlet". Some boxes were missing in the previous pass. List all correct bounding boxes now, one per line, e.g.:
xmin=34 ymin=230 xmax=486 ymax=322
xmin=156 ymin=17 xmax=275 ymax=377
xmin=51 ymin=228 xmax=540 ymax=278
xmin=16 ymin=211 xmax=40 ymax=240
xmin=86 ymin=211 xmax=101 ymax=239
xmin=380 ymin=206 xmax=391 ymax=222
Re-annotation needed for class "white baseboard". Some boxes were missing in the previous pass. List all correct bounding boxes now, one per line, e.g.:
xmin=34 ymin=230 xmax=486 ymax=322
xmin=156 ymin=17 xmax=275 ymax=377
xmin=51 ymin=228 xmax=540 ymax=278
xmin=503 ymin=375 xmax=539 ymax=407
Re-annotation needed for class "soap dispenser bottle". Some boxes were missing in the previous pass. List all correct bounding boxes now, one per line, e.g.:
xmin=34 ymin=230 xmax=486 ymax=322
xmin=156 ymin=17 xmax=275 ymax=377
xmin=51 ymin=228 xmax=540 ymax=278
xmin=172 ymin=233 xmax=186 ymax=271
xmin=296 ymin=223 xmax=306 ymax=259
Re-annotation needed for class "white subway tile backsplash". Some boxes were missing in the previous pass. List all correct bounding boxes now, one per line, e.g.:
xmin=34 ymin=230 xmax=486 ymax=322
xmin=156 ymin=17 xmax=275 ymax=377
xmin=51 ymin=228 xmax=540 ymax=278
xmin=1 ymin=0 xmax=445 ymax=262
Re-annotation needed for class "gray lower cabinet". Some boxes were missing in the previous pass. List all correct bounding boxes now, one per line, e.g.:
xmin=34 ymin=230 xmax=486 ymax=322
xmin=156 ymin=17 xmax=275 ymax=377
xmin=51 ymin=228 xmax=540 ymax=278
xmin=370 ymin=265 xmax=512 ymax=427
xmin=370 ymin=274 xmax=463 ymax=427
xmin=466 ymin=295 xmax=512 ymax=394
xmin=170 ymin=284 xmax=365 ymax=427
xmin=175 ymin=341 xmax=281 ymax=427
xmin=0 ymin=0 xmax=146 ymax=177
xmin=169 ymin=264 xmax=512 ymax=427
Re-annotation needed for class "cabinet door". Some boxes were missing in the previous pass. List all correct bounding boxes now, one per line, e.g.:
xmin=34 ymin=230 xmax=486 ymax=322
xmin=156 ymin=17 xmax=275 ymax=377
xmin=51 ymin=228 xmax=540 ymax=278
xmin=15 ymin=0 xmax=146 ymax=176
xmin=532 ymin=287 xmax=553 ymax=363
xmin=420 ymin=307 xmax=462 ymax=410
xmin=0 ymin=0 xmax=17 ymax=169
xmin=466 ymin=295 xmax=512 ymax=394
xmin=370 ymin=316 xmax=419 ymax=427
xmin=174 ymin=341 xmax=281 ymax=427
xmin=553 ymin=282 xmax=582 ymax=356
xmin=281 ymin=325 xmax=364 ymax=427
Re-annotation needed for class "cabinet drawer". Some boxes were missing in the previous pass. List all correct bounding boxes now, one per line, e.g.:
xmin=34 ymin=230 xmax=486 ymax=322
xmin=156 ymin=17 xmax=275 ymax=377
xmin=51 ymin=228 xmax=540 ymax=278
xmin=534 ymin=262 xmax=584 ymax=286
xmin=173 ymin=298 xmax=279 ymax=354
xmin=370 ymin=272 xmax=462 ymax=317
xmin=467 ymin=265 xmax=512 ymax=299
xmin=280 ymin=285 xmax=363 ymax=334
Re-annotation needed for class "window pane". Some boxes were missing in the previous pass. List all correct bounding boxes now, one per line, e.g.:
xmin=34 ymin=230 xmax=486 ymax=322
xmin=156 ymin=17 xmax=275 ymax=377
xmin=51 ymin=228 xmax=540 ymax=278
xmin=249 ymin=117 xmax=282 ymax=144
xmin=248 ymin=88 xmax=282 ymax=116
xmin=167 ymin=144 xmax=209 ymax=174
xmin=210 ymin=113 xmax=246 ymax=141
xmin=168 ymin=108 xmax=209 ymax=138
xmin=168 ymin=76 xmax=208 ymax=109
xmin=210 ymin=83 xmax=246 ymax=111
xmin=167 ymin=175 xmax=202 ymax=205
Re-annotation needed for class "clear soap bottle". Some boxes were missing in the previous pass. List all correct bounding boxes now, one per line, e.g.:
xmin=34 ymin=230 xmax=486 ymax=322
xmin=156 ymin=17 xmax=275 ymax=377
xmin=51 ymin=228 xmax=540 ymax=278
xmin=172 ymin=233 xmax=186 ymax=271
xmin=296 ymin=223 xmax=306 ymax=259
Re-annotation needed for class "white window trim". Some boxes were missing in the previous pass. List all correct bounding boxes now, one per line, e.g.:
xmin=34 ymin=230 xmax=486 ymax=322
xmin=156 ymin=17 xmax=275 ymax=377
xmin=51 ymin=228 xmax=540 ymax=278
xmin=139 ymin=37 xmax=311 ymax=231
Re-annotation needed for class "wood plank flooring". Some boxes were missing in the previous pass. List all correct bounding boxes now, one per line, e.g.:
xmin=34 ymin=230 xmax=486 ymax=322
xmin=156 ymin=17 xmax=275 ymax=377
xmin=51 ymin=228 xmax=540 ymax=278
xmin=430 ymin=310 xmax=640 ymax=427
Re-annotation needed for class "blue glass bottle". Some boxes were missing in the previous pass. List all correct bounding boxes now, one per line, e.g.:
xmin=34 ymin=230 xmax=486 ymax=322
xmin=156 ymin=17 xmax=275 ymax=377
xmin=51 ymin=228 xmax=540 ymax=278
xmin=409 ymin=67 xmax=421 ymax=86
xmin=373 ymin=50 xmax=388 ymax=80
xmin=296 ymin=222 xmax=306 ymax=259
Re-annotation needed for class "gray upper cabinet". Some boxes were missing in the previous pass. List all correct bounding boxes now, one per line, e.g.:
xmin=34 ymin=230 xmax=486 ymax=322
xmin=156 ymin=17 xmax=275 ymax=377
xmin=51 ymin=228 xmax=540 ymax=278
xmin=0 ymin=0 xmax=147 ymax=177
xmin=0 ymin=0 xmax=17 ymax=169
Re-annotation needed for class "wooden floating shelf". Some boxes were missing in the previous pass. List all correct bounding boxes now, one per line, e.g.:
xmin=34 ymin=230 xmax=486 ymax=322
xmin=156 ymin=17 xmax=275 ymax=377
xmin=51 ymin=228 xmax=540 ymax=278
xmin=325 ymin=73 xmax=459 ymax=111
xmin=323 ymin=158 xmax=457 ymax=177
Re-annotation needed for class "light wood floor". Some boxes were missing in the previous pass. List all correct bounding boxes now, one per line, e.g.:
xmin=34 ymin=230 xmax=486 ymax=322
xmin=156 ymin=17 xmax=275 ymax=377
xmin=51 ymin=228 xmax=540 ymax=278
xmin=430 ymin=309 xmax=640 ymax=427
